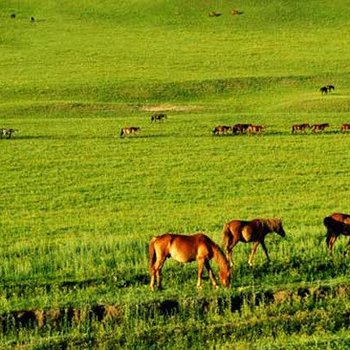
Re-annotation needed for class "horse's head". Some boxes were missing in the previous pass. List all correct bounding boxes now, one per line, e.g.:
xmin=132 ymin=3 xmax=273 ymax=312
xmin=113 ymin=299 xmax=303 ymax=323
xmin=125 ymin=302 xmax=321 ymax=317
xmin=270 ymin=219 xmax=286 ymax=238
xmin=275 ymin=219 xmax=286 ymax=237
xmin=219 ymin=269 xmax=231 ymax=288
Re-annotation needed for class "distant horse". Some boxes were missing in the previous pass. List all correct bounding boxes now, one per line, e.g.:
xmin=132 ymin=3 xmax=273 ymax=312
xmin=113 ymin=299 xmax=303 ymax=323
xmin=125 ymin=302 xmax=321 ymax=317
xmin=340 ymin=124 xmax=350 ymax=132
xmin=212 ymin=125 xmax=232 ymax=136
xmin=222 ymin=218 xmax=286 ymax=266
xmin=208 ymin=11 xmax=222 ymax=17
xmin=320 ymin=86 xmax=329 ymax=95
xmin=324 ymin=213 xmax=350 ymax=256
xmin=247 ymin=124 xmax=265 ymax=134
xmin=232 ymin=123 xmax=252 ymax=134
xmin=0 ymin=128 xmax=18 ymax=139
xmin=311 ymin=123 xmax=329 ymax=133
xmin=149 ymin=233 xmax=231 ymax=290
xmin=120 ymin=127 xmax=140 ymax=137
xmin=291 ymin=123 xmax=310 ymax=134
xmin=151 ymin=113 xmax=167 ymax=122
xmin=231 ymin=9 xmax=244 ymax=16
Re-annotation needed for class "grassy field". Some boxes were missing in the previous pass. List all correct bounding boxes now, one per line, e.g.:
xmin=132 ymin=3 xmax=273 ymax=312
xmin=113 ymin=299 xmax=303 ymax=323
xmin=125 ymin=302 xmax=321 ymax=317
xmin=1 ymin=0 xmax=350 ymax=348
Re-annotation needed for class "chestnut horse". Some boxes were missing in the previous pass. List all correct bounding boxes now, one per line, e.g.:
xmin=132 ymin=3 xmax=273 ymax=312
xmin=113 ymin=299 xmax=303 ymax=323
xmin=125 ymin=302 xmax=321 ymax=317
xmin=149 ymin=233 xmax=231 ymax=290
xmin=340 ymin=124 xmax=350 ymax=132
xmin=311 ymin=123 xmax=329 ymax=133
xmin=120 ymin=127 xmax=140 ymax=137
xmin=324 ymin=213 xmax=350 ymax=256
xmin=222 ymin=218 xmax=286 ymax=266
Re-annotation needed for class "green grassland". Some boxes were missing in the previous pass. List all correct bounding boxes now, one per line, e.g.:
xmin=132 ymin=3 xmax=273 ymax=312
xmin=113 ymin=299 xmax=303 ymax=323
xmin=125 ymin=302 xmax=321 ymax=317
xmin=1 ymin=0 xmax=350 ymax=348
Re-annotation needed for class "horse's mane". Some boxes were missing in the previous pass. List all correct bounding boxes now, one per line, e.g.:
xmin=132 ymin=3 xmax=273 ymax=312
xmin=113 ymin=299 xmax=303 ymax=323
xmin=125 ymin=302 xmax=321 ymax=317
xmin=259 ymin=218 xmax=281 ymax=232
xmin=212 ymin=242 xmax=230 ymax=272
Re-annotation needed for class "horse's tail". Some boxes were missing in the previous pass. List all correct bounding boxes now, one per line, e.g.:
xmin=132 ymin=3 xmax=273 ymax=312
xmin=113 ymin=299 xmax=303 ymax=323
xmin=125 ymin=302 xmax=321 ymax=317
xmin=120 ymin=129 xmax=124 ymax=137
xmin=222 ymin=223 xmax=232 ymax=252
xmin=149 ymin=237 xmax=157 ymax=272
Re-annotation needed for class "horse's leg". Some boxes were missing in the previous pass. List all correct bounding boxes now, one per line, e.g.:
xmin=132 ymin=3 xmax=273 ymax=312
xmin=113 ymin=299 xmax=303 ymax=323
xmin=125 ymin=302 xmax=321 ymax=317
xmin=154 ymin=257 xmax=167 ymax=290
xmin=204 ymin=260 xmax=218 ymax=288
xmin=343 ymin=238 xmax=350 ymax=257
xmin=226 ymin=238 xmax=239 ymax=267
xmin=329 ymin=235 xmax=337 ymax=257
xmin=196 ymin=258 xmax=205 ymax=288
xmin=248 ymin=241 xmax=260 ymax=266
xmin=260 ymin=240 xmax=271 ymax=263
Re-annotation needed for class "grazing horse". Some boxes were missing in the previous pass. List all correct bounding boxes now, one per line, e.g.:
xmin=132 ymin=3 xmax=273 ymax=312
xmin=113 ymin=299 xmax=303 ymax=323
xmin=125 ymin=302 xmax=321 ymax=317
xmin=0 ymin=128 xmax=18 ymax=139
xmin=120 ymin=127 xmax=140 ymax=137
xmin=149 ymin=233 xmax=231 ymax=290
xmin=222 ymin=218 xmax=286 ymax=266
xmin=151 ymin=113 xmax=167 ymax=122
xmin=247 ymin=125 xmax=265 ymax=134
xmin=324 ymin=213 xmax=350 ymax=256
xmin=340 ymin=124 xmax=350 ymax=132
xmin=320 ymin=86 xmax=329 ymax=95
xmin=232 ymin=123 xmax=252 ymax=134
xmin=212 ymin=125 xmax=232 ymax=136
xmin=208 ymin=11 xmax=222 ymax=17
xmin=311 ymin=123 xmax=329 ymax=133
xmin=291 ymin=123 xmax=310 ymax=134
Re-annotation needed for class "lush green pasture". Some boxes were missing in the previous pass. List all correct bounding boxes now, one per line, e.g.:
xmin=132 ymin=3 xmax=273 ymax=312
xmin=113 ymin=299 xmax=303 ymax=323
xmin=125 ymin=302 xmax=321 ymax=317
xmin=1 ymin=0 xmax=350 ymax=348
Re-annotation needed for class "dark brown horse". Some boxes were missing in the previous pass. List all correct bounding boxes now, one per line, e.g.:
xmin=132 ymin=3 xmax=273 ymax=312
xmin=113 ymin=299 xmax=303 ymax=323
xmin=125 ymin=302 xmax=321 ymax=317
xmin=212 ymin=125 xmax=232 ymax=136
xmin=291 ymin=123 xmax=310 ymax=134
xmin=0 ymin=128 xmax=18 ymax=139
xmin=149 ymin=233 xmax=231 ymax=290
xmin=120 ymin=127 xmax=140 ymax=137
xmin=232 ymin=123 xmax=252 ymax=134
xmin=151 ymin=113 xmax=167 ymax=122
xmin=311 ymin=123 xmax=329 ymax=133
xmin=324 ymin=213 xmax=350 ymax=256
xmin=222 ymin=218 xmax=286 ymax=266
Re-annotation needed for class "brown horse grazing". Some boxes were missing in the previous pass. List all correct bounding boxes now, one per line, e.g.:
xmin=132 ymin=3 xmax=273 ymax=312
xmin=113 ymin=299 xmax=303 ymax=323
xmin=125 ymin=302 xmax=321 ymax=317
xmin=232 ymin=123 xmax=252 ymax=134
xmin=324 ymin=213 xmax=350 ymax=256
xmin=120 ymin=127 xmax=140 ymax=137
xmin=149 ymin=233 xmax=231 ymax=290
xmin=247 ymin=125 xmax=265 ymax=134
xmin=340 ymin=124 xmax=350 ymax=132
xmin=212 ymin=125 xmax=232 ymax=136
xmin=291 ymin=123 xmax=310 ymax=134
xmin=222 ymin=218 xmax=286 ymax=266
xmin=310 ymin=123 xmax=329 ymax=133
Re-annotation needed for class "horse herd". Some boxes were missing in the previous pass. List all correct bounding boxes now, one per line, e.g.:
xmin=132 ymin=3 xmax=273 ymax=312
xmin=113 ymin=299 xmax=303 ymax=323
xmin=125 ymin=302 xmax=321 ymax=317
xmin=149 ymin=212 xmax=350 ymax=290
xmin=120 ymin=116 xmax=350 ymax=138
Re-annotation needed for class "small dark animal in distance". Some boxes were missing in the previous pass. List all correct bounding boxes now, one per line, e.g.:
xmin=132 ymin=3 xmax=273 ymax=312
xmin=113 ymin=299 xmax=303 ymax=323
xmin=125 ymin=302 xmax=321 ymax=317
xmin=0 ymin=128 xmax=18 ymax=139
xmin=151 ymin=113 xmax=167 ymax=122
xmin=291 ymin=123 xmax=310 ymax=134
xmin=212 ymin=125 xmax=232 ymax=136
xmin=310 ymin=123 xmax=329 ymax=133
